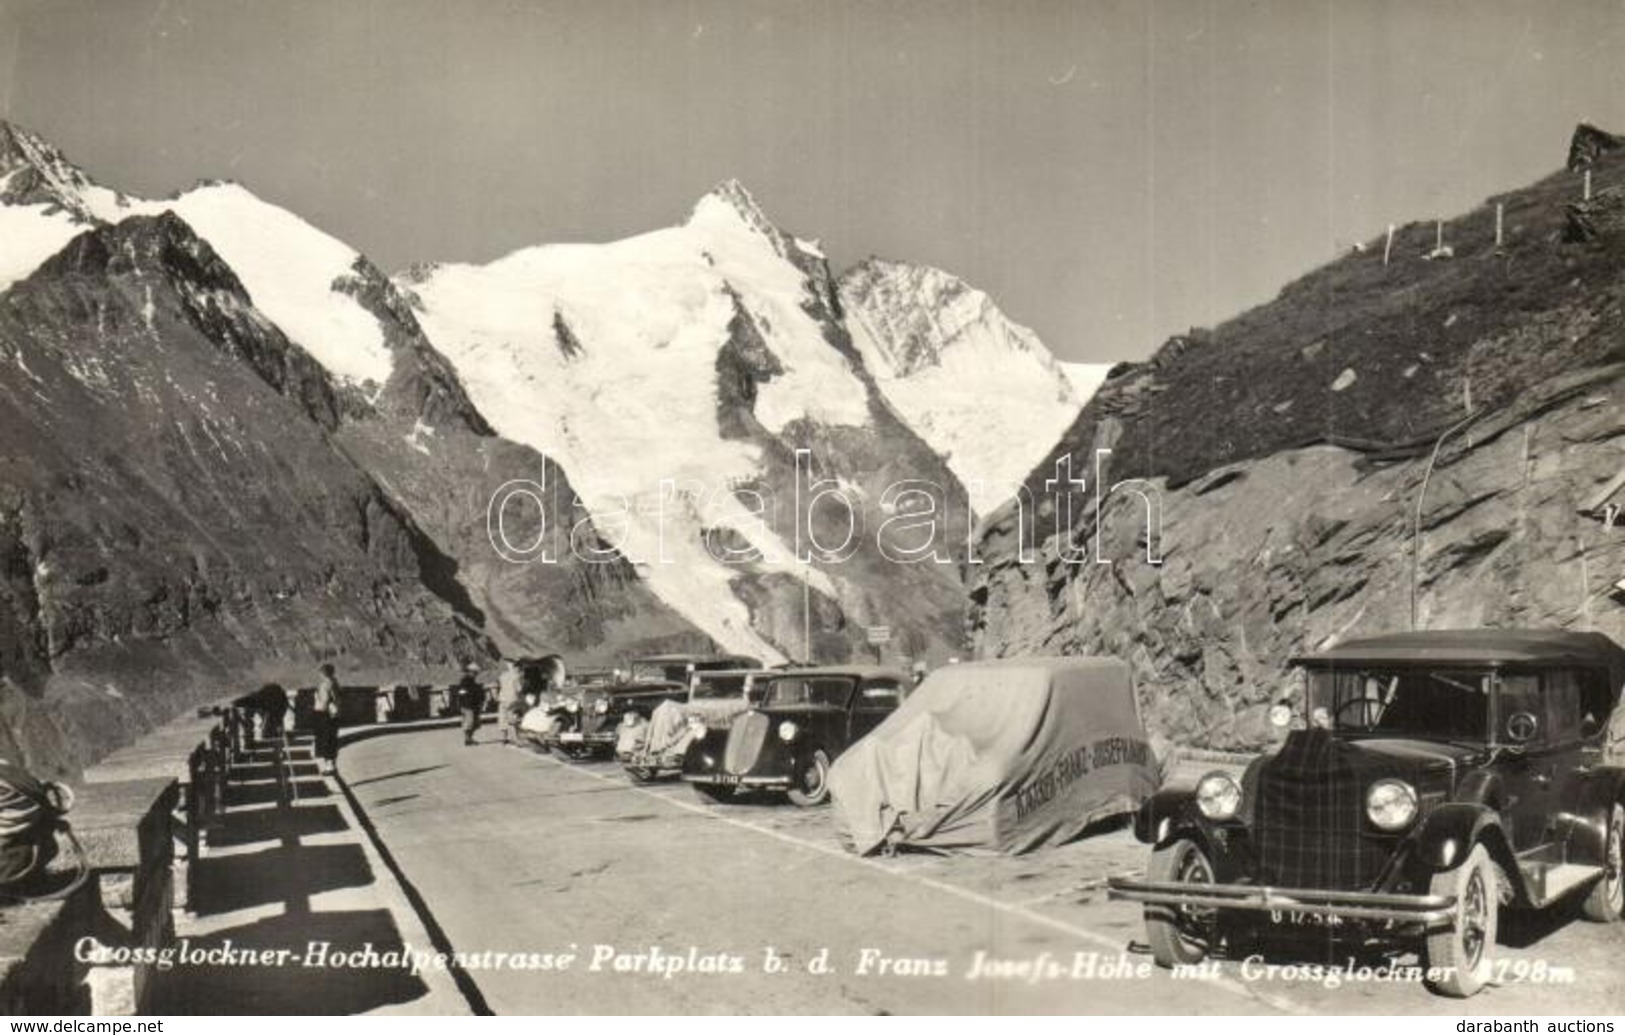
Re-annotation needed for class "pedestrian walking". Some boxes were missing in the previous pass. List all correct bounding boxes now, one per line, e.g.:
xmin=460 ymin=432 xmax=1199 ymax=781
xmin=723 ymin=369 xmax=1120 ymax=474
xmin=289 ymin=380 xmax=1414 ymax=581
xmin=455 ymin=663 xmax=488 ymax=746
xmin=312 ymin=664 xmax=341 ymax=775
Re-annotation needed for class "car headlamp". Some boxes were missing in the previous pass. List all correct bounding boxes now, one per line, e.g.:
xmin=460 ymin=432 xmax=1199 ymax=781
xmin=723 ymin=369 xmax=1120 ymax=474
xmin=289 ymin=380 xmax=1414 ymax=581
xmin=1366 ymin=779 xmax=1418 ymax=831
xmin=564 ymin=699 xmax=579 ymax=713
xmin=778 ymin=720 xmax=798 ymax=742
xmin=595 ymin=698 xmax=609 ymax=714
xmin=1195 ymin=772 xmax=1243 ymax=820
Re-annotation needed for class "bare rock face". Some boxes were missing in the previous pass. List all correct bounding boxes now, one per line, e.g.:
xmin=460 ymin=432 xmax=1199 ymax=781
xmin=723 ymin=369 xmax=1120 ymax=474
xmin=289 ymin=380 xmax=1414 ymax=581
xmin=975 ymin=125 xmax=1625 ymax=751
xmin=975 ymin=369 xmax=1625 ymax=750
xmin=1568 ymin=123 xmax=1625 ymax=171
xmin=1565 ymin=187 xmax=1625 ymax=243
xmin=0 ymin=214 xmax=494 ymax=776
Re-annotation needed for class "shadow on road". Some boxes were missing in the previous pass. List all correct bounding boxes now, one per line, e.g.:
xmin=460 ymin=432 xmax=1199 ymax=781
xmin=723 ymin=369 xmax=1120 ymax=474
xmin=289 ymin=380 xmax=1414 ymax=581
xmin=153 ymin=740 xmax=438 ymax=1016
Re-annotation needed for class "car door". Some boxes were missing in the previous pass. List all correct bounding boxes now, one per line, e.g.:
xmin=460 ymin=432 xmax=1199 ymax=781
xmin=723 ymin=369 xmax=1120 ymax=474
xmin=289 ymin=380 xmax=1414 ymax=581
xmin=847 ymin=678 xmax=901 ymax=746
xmin=1542 ymin=669 xmax=1597 ymax=863
xmin=1496 ymin=671 xmax=1563 ymax=851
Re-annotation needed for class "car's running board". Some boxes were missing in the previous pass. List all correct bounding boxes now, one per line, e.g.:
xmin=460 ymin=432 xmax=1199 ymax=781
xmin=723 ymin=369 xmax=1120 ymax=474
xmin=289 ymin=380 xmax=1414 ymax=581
xmin=1518 ymin=861 xmax=1603 ymax=906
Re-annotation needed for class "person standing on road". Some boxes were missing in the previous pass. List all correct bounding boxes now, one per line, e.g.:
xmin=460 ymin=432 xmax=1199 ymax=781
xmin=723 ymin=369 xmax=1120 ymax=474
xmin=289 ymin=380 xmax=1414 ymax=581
xmin=456 ymin=663 xmax=489 ymax=747
xmin=496 ymin=659 xmax=523 ymax=746
xmin=312 ymin=664 xmax=341 ymax=775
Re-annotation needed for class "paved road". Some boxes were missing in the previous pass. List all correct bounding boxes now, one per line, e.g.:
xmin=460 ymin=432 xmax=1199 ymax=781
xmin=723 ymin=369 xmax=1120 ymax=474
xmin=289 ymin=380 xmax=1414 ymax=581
xmin=340 ymin=723 xmax=1625 ymax=1016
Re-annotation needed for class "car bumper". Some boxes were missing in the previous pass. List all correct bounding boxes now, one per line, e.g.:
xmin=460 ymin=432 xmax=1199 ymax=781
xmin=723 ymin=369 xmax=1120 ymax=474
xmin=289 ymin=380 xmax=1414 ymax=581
xmin=681 ymin=772 xmax=791 ymax=790
xmin=1107 ymin=878 xmax=1458 ymax=925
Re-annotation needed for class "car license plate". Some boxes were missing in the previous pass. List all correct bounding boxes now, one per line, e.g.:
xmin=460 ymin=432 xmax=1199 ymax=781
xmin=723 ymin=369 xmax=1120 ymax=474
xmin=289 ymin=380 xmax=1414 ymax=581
xmin=1269 ymin=909 xmax=1343 ymax=928
xmin=559 ymin=732 xmax=584 ymax=743
xmin=713 ymin=774 xmax=740 ymax=787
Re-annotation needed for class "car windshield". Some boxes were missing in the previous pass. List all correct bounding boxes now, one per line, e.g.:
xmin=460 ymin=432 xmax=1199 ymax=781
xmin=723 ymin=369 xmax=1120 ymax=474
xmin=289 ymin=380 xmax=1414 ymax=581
xmin=691 ymin=674 xmax=752 ymax=701
xmin=629 ymin=661 xmax=689 ymax=683
xmin=762 ymin=676 xmax=855 ymax=709
xmin=1304 ymin=667 xmax=1491 ymax=741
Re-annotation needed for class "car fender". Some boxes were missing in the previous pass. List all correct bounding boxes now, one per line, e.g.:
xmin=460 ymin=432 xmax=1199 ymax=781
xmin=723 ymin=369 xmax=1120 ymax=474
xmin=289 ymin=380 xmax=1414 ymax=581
xmin=1412 ymin=802 xmax=1519 ymax=887
xmin=1556 ymin=765 xmax=1625 ymax=868
xmin=1133 ymin=788 xmax=1197 ymax=845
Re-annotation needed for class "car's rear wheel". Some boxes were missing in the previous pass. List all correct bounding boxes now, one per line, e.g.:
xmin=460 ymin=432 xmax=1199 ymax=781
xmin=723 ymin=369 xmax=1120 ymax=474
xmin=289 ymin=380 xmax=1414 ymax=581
xmin=1144 ymin=838 xmax=1219 ymax=968
xmin=692 ymin=782 xmax=735 ymax=804
xmin=1581 ymin=802 xmax=1625 ymax=922
xmin=787 ymin=749 xmax=831 ymax=807
xmin=1424 ymin=843 xmax=1498 ymax=997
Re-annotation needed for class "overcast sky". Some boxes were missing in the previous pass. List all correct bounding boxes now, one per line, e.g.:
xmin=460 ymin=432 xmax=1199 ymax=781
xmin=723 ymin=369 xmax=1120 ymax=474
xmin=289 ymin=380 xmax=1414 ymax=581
xmin=4 ymin=0 xmax=1625 ymax=362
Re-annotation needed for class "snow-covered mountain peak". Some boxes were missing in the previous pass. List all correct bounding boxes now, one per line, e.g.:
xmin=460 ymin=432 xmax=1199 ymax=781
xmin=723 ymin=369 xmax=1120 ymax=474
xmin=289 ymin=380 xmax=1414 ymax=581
xmin=840 ymin=257 xmax=1061 ymax=380
xmin=838 ymin=256 xmax=1083 ymax=515
xmin=0 ymin=120 xmax=127 ymax=222
xmin=128 ymin=181 xmax=397 ymax=389
xmin=0 ymin=121 xmax=131 ymax=291
xmin=688 ymin=178 xmax=809 ymax=265
xmin=692 ymin=178 xmax=771 ymax=230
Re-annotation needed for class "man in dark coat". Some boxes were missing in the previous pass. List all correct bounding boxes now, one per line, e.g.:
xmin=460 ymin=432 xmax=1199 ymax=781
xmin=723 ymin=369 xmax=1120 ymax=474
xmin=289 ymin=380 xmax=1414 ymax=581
xmin=312 ymin=664 xmax=341 ymax=774
xmin=455 ymin=663 xmax=488 ymax=746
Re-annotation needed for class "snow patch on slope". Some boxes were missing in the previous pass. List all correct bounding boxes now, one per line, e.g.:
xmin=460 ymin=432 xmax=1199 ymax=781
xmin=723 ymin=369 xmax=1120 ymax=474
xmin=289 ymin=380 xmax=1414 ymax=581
xmin=0 ymin=202 xmax=82 ymax=292
xmin=130 ymin=184 xmax=392 ymax=388
xmin=1060 ymin=361 xmax=1113 ymax=405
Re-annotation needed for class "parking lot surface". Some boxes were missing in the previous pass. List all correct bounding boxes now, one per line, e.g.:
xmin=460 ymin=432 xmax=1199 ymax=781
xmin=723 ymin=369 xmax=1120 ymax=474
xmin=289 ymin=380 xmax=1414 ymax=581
xmin=341 ymin=724 xmax=1625 ymax=1015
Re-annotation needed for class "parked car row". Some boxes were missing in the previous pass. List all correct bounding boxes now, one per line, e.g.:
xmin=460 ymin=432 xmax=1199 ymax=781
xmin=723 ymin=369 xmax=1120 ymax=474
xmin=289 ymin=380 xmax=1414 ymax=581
xmin=498 ymin=629 xmax=1625 ymax=999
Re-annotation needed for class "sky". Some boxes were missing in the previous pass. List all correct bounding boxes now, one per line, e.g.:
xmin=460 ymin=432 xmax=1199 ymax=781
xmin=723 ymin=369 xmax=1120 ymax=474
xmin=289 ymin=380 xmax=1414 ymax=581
xmin=4 ymin=0 xmax=1625 ymax=363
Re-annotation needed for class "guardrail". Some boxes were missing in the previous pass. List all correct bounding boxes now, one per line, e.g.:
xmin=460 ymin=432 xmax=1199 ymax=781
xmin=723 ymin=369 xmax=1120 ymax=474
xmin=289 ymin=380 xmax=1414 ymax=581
xmin=1 ymin=680 xmax=472 ymax=1014
xmin=2 ymin=704 xmax=236 ymax=1015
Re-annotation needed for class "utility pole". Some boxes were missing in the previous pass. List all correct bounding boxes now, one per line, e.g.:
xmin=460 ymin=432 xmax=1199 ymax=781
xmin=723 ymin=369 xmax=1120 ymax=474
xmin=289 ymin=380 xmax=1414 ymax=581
xmin=802 ymin=563 xmax=812 ymax=665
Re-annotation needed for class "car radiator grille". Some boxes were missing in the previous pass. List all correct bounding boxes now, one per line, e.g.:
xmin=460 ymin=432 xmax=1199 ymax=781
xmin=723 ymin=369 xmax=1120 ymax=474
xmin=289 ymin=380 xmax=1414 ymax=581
xmin=724 ymin=712 xmax=769 ymax=775
xmin=1253 ymin=731 xmax=1393 ymax=891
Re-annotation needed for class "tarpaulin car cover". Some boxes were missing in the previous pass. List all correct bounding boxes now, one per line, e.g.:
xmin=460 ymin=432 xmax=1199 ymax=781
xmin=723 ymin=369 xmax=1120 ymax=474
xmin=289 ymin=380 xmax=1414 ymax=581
xmin=829 ymin=657 xmax=1159 ymax=855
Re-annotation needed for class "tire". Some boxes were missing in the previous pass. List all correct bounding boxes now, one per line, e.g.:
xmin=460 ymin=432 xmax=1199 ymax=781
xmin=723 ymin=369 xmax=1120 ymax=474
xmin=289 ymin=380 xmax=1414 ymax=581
xmin=1144 ymin=838 xmax=1219 ymax=968
xmin=1581 ymin=802 xmax=1625 ymax=922
xmin=625 ymin=765 xmax=656 ymax=784
xmin=1424 ymin=843 xmax=1499 ymax=997
xmin=787 ymin=750 xmax=831 ymax=807
xmin=692 ymin=782 xmax=735 ymax=804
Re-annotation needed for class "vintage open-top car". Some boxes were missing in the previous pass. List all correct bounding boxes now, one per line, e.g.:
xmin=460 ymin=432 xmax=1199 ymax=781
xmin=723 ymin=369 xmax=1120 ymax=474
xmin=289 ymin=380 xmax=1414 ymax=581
xmin=1109 ymin=629 xmax=1625 ymax=997
xmin=550 ymin=654 xmax=761 ymax=758
xmin=682 ymin=666 xmax=905 ymax=806
xmin=618 ymin=667 xmax=767 ymax=781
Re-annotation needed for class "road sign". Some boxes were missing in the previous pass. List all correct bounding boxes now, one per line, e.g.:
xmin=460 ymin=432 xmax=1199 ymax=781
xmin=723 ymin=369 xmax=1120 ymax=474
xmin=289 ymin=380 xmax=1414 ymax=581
xmin=866 ymin=626 xmax=892 ymax=645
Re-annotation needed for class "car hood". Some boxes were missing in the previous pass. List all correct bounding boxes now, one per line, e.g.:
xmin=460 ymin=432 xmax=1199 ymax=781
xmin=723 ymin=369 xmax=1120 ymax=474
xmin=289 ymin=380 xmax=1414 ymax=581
xmin=1338 ymin=736 xmax=1482 ymax=772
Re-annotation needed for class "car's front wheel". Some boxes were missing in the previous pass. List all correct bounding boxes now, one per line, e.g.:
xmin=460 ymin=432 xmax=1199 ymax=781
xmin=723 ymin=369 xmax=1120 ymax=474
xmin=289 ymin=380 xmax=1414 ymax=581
xmin=1144 ymin=838 xmax=1219 ymax=968
xmin=1581 ymin=802 xmax=1625 ymax=922
xmin=787 ymin=750 xmax=831 ymax=807
xmin=1424 ymin=842 xmax=1499 ymax=997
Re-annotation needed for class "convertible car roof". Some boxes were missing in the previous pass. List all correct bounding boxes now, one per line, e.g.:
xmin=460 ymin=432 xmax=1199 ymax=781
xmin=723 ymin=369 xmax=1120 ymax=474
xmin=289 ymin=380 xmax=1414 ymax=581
xmin=1293 ymin=629 xmax=1625 ymax=677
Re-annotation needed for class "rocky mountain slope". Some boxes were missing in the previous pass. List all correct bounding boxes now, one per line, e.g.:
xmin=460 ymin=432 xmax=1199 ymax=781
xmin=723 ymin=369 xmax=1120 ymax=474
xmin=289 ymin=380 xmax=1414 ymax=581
xmin=403 ymin=183 xmax=975 ymax=663
xmin=1 ymin=122 xmax=699 ymax=671
xmin=0 ymin=214 xmax=489 ymax=775
xmin=973 ymin=124 xmax=1625 ymax=751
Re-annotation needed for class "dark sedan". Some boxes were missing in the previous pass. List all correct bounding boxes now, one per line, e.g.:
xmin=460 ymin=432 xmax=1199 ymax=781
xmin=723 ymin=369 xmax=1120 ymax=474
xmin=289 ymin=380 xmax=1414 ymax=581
xmin=682 ymin=666 xmax=904 ymax=806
